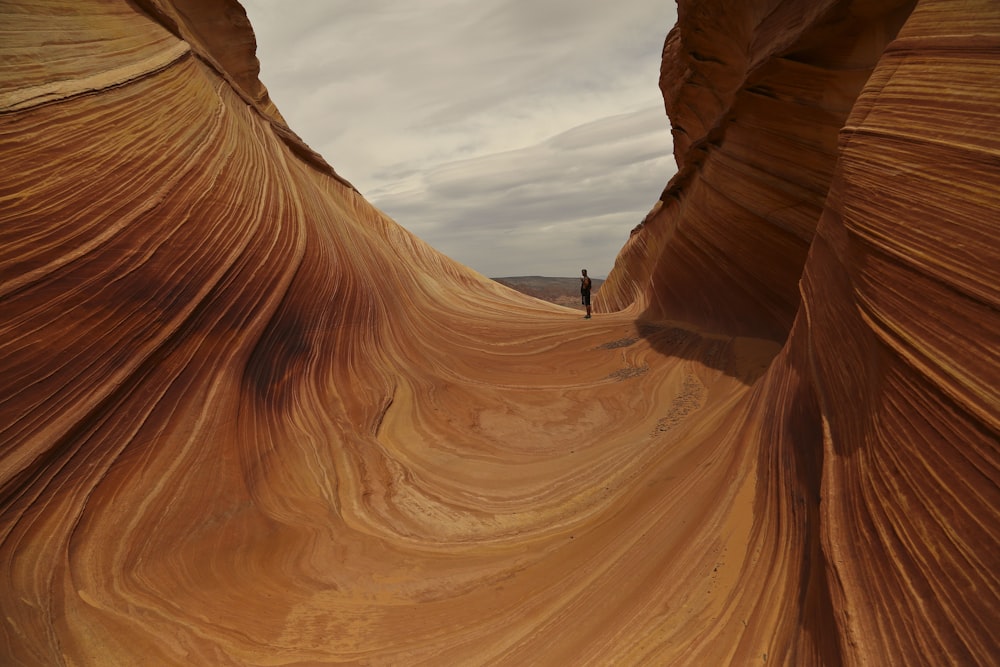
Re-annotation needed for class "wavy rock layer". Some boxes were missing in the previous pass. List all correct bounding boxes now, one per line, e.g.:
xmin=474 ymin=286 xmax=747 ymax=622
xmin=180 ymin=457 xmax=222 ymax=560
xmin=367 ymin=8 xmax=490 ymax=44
xmin=599 ymin=0 xmax=1000 ymax=664
xmin=0 ymin=1 xmax=997 ymax=665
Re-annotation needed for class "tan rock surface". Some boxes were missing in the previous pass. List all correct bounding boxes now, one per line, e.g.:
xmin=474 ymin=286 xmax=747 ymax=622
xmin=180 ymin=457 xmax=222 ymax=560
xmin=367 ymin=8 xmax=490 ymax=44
xmin=1 ymin=1 xmax=997 ymax=665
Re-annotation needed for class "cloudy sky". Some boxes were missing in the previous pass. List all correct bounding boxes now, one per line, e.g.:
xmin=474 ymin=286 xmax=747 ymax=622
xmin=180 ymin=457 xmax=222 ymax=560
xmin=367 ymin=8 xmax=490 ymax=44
xmin=240 ymin=1 xmax=678 ymax=278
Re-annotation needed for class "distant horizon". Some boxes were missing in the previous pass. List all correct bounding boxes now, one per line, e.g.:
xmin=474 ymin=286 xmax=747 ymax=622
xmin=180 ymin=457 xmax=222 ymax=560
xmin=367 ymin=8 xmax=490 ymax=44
xmin=491 ymin=274 xmax=607 ymax=280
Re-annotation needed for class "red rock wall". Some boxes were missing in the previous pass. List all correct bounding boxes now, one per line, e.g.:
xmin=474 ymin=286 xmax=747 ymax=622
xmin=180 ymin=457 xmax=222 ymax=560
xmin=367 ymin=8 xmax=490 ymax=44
xmin=602 ymin=0 xmax=999 ymax=664
xmin=600 ymin=0 xmax=917 ymax=342
xmin=801 ymin=4 xmax=1000 ymax=662
xmin=1 ymin=0 xmax=997 ymax=665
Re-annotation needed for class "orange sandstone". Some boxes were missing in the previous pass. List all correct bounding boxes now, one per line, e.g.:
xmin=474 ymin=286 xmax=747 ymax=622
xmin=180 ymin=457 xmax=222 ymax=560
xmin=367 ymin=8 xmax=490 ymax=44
xmin=0 ymin=1 xmax=997 ymax=665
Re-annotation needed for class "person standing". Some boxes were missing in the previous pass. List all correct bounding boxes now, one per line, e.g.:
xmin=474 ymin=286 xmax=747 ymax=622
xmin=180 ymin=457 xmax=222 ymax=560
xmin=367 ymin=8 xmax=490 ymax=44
xmin=580 ymin=269 xmax=592 ymax=319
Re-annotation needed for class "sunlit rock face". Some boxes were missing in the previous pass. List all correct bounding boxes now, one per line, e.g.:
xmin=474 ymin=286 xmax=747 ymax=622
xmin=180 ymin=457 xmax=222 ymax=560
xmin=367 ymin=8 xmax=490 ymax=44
xmin=0 ymin=1 xmax=996 ymax=665
xmin=600 ymin=0 xmax=919 ymax=342
xmin=601 ymin=0 xmax=1000 ymax=664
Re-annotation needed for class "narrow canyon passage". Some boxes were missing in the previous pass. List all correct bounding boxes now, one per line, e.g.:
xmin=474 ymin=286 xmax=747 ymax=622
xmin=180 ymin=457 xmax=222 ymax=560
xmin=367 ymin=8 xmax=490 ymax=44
xmin=4 ymin=271 xmax=790 ymax=664
xmin=2 ymin=0 xmax=997 ymax=664
xmin=222 ymin=301 xmax=758 ymax=663
xmin=219 ymin=306 xmax=786 ymax=665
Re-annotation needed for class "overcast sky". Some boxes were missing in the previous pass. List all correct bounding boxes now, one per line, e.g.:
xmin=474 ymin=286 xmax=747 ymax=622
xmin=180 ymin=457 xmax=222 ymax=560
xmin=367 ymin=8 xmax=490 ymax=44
xmin=240 ymin=0 xmax=678 ymax=278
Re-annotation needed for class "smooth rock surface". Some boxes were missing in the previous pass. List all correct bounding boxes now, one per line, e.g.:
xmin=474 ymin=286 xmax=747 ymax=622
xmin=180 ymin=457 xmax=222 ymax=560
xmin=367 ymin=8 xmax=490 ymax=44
xmin=1 ymin=1 xmax=997 ymax=665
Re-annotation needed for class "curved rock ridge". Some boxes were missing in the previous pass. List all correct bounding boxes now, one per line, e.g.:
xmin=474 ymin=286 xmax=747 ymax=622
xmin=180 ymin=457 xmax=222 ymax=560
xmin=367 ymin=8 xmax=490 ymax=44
xmin=600 ymin=0 xmax=1000 ymax=664
xmin=599 ymin=0 xmax=920 ymax=342
xmin=0 ymin=1 xmax=997 ymax=666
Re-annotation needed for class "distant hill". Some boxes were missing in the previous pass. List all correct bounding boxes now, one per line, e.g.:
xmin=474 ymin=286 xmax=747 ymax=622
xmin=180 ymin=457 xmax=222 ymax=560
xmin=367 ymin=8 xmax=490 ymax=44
xmin=493 ymin=276 xmax=604 ymax=309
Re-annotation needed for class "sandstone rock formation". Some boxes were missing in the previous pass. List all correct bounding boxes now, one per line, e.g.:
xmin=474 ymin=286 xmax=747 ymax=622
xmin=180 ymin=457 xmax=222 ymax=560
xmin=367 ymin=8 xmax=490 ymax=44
xmin=1 ymin=1 xmax=996 ymax=665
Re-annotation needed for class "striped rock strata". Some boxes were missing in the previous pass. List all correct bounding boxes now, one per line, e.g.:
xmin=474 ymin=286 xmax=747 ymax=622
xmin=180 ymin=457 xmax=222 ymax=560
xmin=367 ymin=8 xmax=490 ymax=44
xmin=1 ymin=0 xmax=997 ymax=665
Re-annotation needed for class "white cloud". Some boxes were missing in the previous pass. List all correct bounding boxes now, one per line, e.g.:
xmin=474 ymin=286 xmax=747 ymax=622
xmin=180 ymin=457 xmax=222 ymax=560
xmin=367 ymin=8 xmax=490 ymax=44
xmin=241 ymin=0 xmax=677 ymax=277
